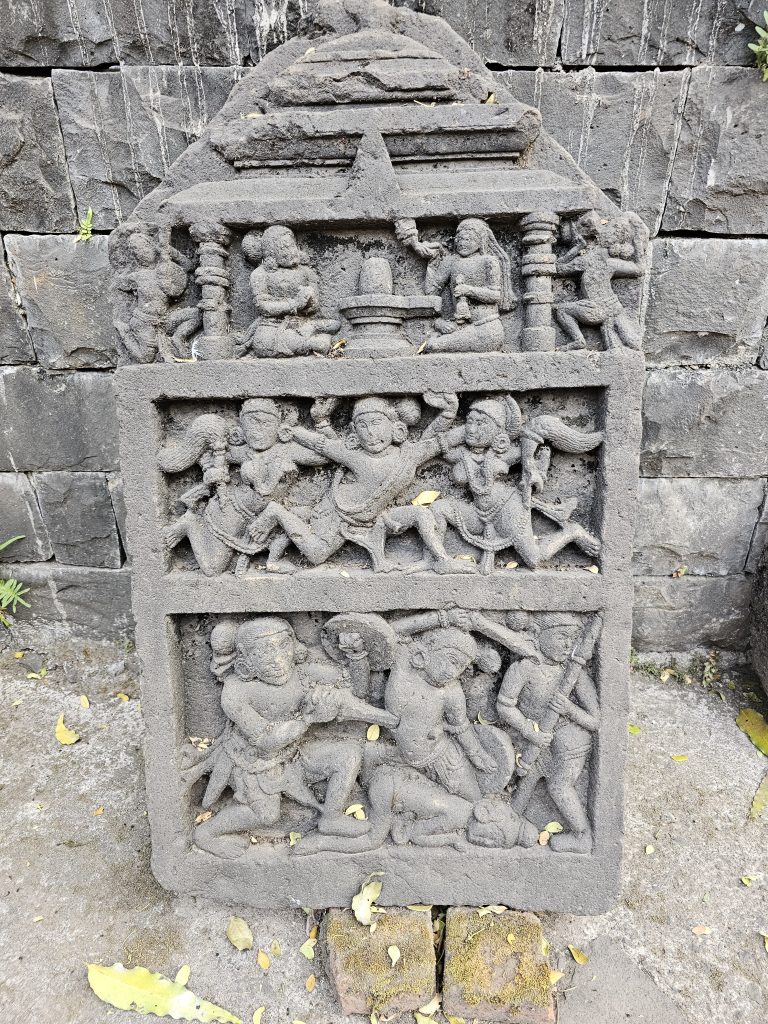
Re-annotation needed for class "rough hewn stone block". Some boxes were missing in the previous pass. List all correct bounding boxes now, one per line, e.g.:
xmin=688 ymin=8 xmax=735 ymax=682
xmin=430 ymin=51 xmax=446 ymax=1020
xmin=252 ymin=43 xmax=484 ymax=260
xmin=0 ymin=74 xmax=76 ymax=233
xmin=1 ymin=563 xmax=133 ymax=637
xmin=53 ymin=67 xmax=243 ymax=229
xmin=746 ymin=488 xmax=768 ymax=574
xmin=633 ymin=576 xmax=753 ymax=651
xmin=0 ymin=368 xmax=119 ymax=473
xmin=324 ymin=907 xmax=436 ymax=1015
xmin=107 ymin=473 xmax=128 ymax=554
xmin=750 ymin=547 xmax=768 ymax=696
xmin=500 ymin=69 xmax=689 ymax=233
xmin=561 ymin=0 xmax=759 ymax=67
xmin=442 ymin=907 xmax=554 ymax=1023
xmin=0 ymin=474 xmax=52 ymax=562
xmin=32 ymin=472 xmax=122 ymax=568
xmin=662 ymin=67 xmax=768 ymax=235
xmin=641 ymin=368 xmax=768 ymax=478
xmin=4 ymin=235 xmax=116 ymax=370
xmin=0 ymin=254 xmax=34 ymax=365
xmin=634 ymin=478 xmax=765 ymax=576
xmin=645 ymin=238 xmax=768 ymax=367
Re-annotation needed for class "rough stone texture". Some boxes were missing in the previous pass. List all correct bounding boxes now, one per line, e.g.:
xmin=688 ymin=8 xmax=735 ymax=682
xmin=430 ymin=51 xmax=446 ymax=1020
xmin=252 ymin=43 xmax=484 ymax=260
xmin=500 ymin=69 xmax=689 ymax=234
xmin=1 ymin=564 xmax=133 ymax=637
xmin=633 ymin=478 xmax=766 ymax=576
xmin=633 ymin=576 xmax=753 ymax=651
xmin=0 ymin=474 xmax=52 ymax=563
xmin=641 ymin=368 xmax=768 ymax=478
xmin=662 ymin=66 xmax=768 ymax=235
xmin=556 ymin=935 xmax=687 ymax=1024
xmin=750 ymin=547 xmax=768 ymax=697
xmin=645 ymin=238 xmax=768 ymax=367
xmin=560 ymin=0 xmax=763 ymax=67
xmin=0 ymin=253 xmax=34 ymax=365
xmin=0 ymin=74 xmax=76 ymax=234
xmin=745 ymin=488 xmax=768 ymax=574
xmin=107 ymin=473 xmax=128 ymax=554
xmin=442 ymin=908 xmax=554 ymax=1022
xmin=53 ymin=66 xmax=243 ymax=229
xmin=32 ymin=472 xmax=122 ymax=569
xmin=0 ymin=368 xmax=119 ymax=473
xmin=324 ymin=908 xmax=436 ymax=1015
xmin=4 ymin=235 xmax=116 ymax=370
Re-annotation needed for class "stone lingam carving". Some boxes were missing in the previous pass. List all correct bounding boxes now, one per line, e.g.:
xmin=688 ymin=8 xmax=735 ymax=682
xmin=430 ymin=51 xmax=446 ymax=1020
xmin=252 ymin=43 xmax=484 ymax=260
xmin=115 ymin=0 xmax=646 ymax=912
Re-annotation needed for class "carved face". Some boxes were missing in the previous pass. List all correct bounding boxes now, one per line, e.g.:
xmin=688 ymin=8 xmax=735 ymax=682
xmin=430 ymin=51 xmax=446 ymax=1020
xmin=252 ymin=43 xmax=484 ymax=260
xmin=464 ymin=408 xmax=499 ymax=449
xmin=235 ymin=629 xmax=296 ymax=685
xmin=539 ymin=625 xmax=581 ymax=663
xmin=241 ymin=409 xmax=281 ymax=451
xmin=421 ymin=643 xmax=474 ymax=687
xmin=455 ymin=221 xmax=483 ymax=257
xmin=128 ymin=233 xmax=157 ymax=267
xmin=467 ymin=798 xmax=534 ymax=849
xmin=267 ymin=230 xmax=301 ymax=268
xmin=353 ymin=411 xmax=394 ymax=454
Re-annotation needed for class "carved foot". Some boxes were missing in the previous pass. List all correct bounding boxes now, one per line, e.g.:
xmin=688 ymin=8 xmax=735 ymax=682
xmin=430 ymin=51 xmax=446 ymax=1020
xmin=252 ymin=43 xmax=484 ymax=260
xmin=193 ymin=827 xmax=250 ymax=859
xmin=549 ymin=828 xmax=592 ymax=854
xmin=370 ymin=559 xmax=398 ymax=574
xmin=571 ymin=525 xmax=601 ymax=559
xmin=265 ymin=559 xmax=298 ymax=574
xmin=433 ymin=557 xmax=476 ymax=575
xmin=317 ymin=812 xmax=370 ymax=838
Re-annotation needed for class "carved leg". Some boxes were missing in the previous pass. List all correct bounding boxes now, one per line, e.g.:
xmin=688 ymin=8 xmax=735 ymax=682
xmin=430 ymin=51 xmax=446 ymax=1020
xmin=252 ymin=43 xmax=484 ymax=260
xmin=265 ymin=533 xmax=298 ymax=574
xmin=546 ymin=758 xmax=592 ymax=853
xmin=194 ymin=799 xmax=277 ymax=859
xmin=252 ymin=502 xmax=342 ymax=567
xmin=510 ymin=766 xmax=545 ymax=815
xmin=614 ymin=312 xmax=642 ymax=350
xmin=404 ymin=501 xmax=478 ymax=574
xmin=554 ymin=302 xmax=590 ymax=350
xmin=301 ymin=739 xmax=369 ymax=837
xmin=536 ymin=522 xmax=601 ymax=563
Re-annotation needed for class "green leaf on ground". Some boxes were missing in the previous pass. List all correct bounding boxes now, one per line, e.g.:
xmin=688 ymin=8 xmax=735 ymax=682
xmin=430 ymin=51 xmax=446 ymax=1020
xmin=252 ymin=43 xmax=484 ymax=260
xmin=736 ymin=708 xmax=768 ymax=756
xmin=87 ymin=963 xmax=240 ymax=1022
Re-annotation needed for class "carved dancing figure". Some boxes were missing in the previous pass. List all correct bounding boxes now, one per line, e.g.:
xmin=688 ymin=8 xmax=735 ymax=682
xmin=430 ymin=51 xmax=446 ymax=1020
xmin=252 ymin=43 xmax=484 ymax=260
xmin=430 ymin=396 xmax=603 ymax=573
xmin=247 ymin=392 xmax=474 ymax=574
xmin=159 ymin=399 xmax=327 ymax=575
xmin=237 ymin=226 xmax=340 ymax=357
xmin=182 ymin=616 xmax=398 ymax=858
xmin=395 ymin=217 xmax=515 ymax=352
xmin=112 ymin=226 xmax=200 ymax=362
xmin=497 ymin=613 xmax=600 ymax=853
xmin=555 ymin=210 xmax=646 ymax=351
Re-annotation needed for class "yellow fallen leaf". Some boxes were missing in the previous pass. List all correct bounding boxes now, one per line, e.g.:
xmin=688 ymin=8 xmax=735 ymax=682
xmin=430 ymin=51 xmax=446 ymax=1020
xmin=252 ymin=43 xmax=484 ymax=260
xmin=407 ymin=905 xmax=433 ymax=912
xmin=92 ymin=806 xmax=104 ymax=817
xmin=370 ymin=1015 xmax=378 ymax=1024
xmin=252 ymin=1008 xmax=265 ymax=1024
xmin=367 ymin=724 xmax=380 ymax=742
xmin=549 ymin=970 xmax=564 ymax=985
xmin=505 ymin=561 xmax=519 ymax=569
xmin=568 ymin=945 xmax=589 ymax=965
xmin=270 ymin=939 xmax=281 ymax=957
xmin=55 ymin=714 xmax=80 ymax=746
xmin=289 ymin=831 xmax=301 ymax=846
xmin=672 ymin=564 xmax=688 ymax=578
xmin=352 ymin=872 xmax=383 ymax=926
xmin=415 ymin=1014 xmax=435 ymax=1024
xmin=485 ymin=92 xmax=496 ymax=103
xmin=691 ymin=925 xmax=712 ymax=936
xmin=309 ymin=924 xmax=318 ymax=940
xmin=628 ymin=724 xmax=641 ymax=735
xmin=455 ymin=554 xmax=476 ymax=562
xmin=749 ymin=769 xmax=768 ymax=820
xmin=760 ymin=930 xmax=768 ymax=954
xmin=659 ymin=668 xmax=676 ymax=683
xmin=345 ymin=803 xmax=367 ymax=820
xmin=411 ymin=490 xmax=440 ymax=507
xmin=227 ymin=917 xmax=254 ymax=952
xmin=175 ymin=965 xmax=191 ymax=986
xmin=370 ymin=921 xmax=378 ymax=935
xmin=541 ymin=937 xmax=551 ymax=956
xmin=445 ymin=1017 xmax=465 ymax=1024
xmin=736 ymin=708 xmax=768 ymax=756
xmin=305 ymin=974 xmax=316 ymax=992
xmin=740 ymin=875 xmax=758 ymax=887
xmin=292 ymin=1020 xmax=307 ymax=1024
xmin=506 ymin=932 xmax=516 ymax=945
xmin=538 ymin=830 xmax=551 ymax=846
xmin=13 ymin=650 xmax=24 ymax=658
xmin=417 ymin=341 xmax=428 ymax=354
xmin=79 ymin=694 xmax=90 ymax=709
xmin=33 ymin=915 xmax=44 ymax=922
xmin=645 ymin=844 xmax=655 ymax=855
xmin=11 ymin=698 xmax=22 ymax=707
xmin=87 ymin=963 xmax=241 ymax=1022
xmin=477 ymin=905 xmax=507 ymax=916
xmin=26 ymin=667 xmax=47 ymax=679
xmin=330 ymin=338 xmax=346 ymax=352
xmin=195 ymin=810 xmax=213 ymax=824
xmin=116 ymin=692 xmax=130 ymax=702
xmin=300 ymin=938 xmax=316 ymax=960
xmin=670 ymin=754 xmax=689 ymax=762
xmin=417 ymin=995 xmax=440 ymax=1015
xmin=544 ymin=821 xmax=563 ymax=834
xmin=256 ymin=949 xmax=270 ymax=969
xmin=586 ymin=565 xmax=599 ymax=573
xmin=387 ymin=945 xmax=401 ymax=966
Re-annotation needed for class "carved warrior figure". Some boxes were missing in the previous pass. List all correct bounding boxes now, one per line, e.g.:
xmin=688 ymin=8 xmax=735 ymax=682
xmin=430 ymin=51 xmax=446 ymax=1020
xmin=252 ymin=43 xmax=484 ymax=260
xmin=395 ymin=217 xmax=515 ymax=352
xmin=431 ymin=396 xmax=603 ymax=573
xmin=237 ymin=226 xmax=339 ymax=357
xmin=554 ymin=211 xmax=646 ymax=351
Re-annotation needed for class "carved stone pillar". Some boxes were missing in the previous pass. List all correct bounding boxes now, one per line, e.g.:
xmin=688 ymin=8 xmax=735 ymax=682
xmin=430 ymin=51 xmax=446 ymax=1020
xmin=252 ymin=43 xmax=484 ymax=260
xmin=190 ymin=221 xmax=232 ymax=359
xmin=519 ymin=211 xmax=559 ymax=352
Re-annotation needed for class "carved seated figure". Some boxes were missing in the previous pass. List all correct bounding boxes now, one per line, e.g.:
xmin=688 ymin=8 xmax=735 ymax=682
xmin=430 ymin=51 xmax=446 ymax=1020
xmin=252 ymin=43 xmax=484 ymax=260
xmin=181 ymin=616 xmax=397 ymax=858
xmin=237 ymin=226 xmax=339 ymax=358
xmin=395 ymin=217 xmax=515 ymax=352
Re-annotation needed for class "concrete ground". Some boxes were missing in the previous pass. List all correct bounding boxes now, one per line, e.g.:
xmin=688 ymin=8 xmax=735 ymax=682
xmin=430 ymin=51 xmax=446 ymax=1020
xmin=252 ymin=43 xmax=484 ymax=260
xmin=0 ymin=637 xmax=766 ymax=1023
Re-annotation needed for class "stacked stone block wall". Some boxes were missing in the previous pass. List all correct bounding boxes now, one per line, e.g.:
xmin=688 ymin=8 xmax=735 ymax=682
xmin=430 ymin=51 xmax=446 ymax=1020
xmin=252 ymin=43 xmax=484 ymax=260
xmin=1 ymin=0 xmax=767 ymax=652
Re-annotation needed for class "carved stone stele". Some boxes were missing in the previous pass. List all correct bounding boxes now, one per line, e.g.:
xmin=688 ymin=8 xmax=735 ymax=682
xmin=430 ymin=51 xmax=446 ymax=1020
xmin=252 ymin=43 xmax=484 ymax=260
xmin=115 ymin=0 xmax=646 ymax=913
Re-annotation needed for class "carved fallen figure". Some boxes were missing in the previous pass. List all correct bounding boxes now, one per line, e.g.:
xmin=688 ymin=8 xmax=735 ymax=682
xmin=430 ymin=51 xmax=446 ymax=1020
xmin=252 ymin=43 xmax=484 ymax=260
xmin=237 ymin=225 xmax=339 ymax=357
xmin=158 ymin=399 xmax=327 ymax=575
xmin=181 ymin=616 xmax=397 ymax=858
xmin=247 ymin=392 xmax=475 ymax=574
xmin=555 ymin=211 xmax=646 ymax=351
xmin=111 ymin=226 xmax=200 ymax=363
xmin=395 ymin=217 xmax=515 ymax=352
xmin=430 ymin=395 xmax=603 ymax=573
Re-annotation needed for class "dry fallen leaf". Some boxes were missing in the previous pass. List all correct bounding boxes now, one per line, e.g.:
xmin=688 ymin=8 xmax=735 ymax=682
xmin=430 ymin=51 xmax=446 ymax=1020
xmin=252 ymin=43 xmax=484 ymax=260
xmin=195 ymin=810 xmax=213 ymax=824
xmin=55 ymin=714 xmax=80 ymax=746
xmin=538 ymin=831 xmax=551 ymax=846
xmin=299 ymin=938 xmax=316 ymax=960
xmin=305 ymin=974 xmax=316 ymax=992
xmin=289 ymin=831 xmax=301 ymax=846
xmin=32 ymin=915 xmax=44 ymax=922
xmin=445 ymin=1017 xmax=465 ymax=1024
xmin=760 ymin=930 xmax=768 ymax=954
xmin=227 ymin=917 xmax=254 ymax=952
xmin=270 ymin=939 xmax=281 ymax=957
xmin=741 ymin=875 xmax=758 ymax=886
xmin=87 ymin=963 xmax=240 ymax=1023
xmin=544 ymin=821 xmax=563 ymax=834
xmin=174 ymin=965 xmax=191 ymax=986
xmin=13 ymin=651 xmax=24 ymax=659
xmin=549 ymin=970 xmax=564 ymax=985
xmin=645 ymin=844 xmax=655 ymax=855
xmin=345 ymin=803 xmax=367 ymax=821
xmin=628 ymin=724 xmax=641 ymax=735
xmin=585 ymin=565 xmax=599 ymax=573
xmin=506 ymin=932 xmax=516 ymax=946
xmin=568 ymin=945 xmax=589 ymax=965
xmin=367 ymin=724 xmax=380 ymax=742
xmin=116 ymin=692 xmax=130 ymax=702
xmin=257 ymin=950 xmax=271 ymax=970
xmin=79 ymin=694 xmax=90 ymax=709
xmin=670 ymin=754 xmax=689 ymax=762
xmin=485 ymin=92 xmax=496 ymax=103
xmin=736 ymin=708 xmax=768 ymax=756
xmin=352 ymin=872 xmax=384 ymax=926
xmin=92 ymin=806 xmax=104 ymax=817
xmin=252 ymin=1008 xmax=265 ymax=1024
xmin=691 ymin=925 xmax=712 ymax=936
xmin=477 ymin=905 xmax=507 ymax=917
xmin=411 ymin=490 xmax=441 ymax=507
xmin=504 ymin=560 xmax=519 ymax=569
xmin=417 ymin=995 xmax=440 ymax=1016
xmin=749 ymin=770 xmax=768 ymax=820
xmin=414 ymin=1014 xmax=436 ymax=1024
xmin=387 ymin=945 xmax=401 ymax=966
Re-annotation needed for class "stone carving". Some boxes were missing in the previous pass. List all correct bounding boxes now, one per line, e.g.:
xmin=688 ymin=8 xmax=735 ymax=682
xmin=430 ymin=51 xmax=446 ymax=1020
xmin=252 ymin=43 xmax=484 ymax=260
xmin=115 ymin=0 xmax=646 ymax=913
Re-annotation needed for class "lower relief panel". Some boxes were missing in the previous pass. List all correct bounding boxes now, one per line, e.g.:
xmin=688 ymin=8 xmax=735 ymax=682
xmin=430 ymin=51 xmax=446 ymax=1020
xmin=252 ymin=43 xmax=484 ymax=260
xmin=172 ymin=606 xmax=615 ymax=908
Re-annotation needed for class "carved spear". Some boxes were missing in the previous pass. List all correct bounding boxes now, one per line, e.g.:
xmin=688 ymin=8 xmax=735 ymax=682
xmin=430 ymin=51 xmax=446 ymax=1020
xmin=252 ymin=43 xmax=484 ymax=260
xmin=515 ymin=612 xmax=603 ymax=779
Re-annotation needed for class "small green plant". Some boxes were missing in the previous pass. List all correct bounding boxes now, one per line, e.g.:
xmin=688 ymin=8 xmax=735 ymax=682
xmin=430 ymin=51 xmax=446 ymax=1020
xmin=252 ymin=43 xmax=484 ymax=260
xmin=749 ymin=11 xmax=768 ymax=81
xmin=77 ymin=206 xmax=94 ymax=242
xmin=0 ymin=536 xmax=30 ymax=628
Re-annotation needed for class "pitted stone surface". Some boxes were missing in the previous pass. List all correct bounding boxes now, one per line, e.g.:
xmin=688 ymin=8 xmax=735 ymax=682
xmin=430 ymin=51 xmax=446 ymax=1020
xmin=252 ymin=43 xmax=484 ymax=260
xmin=33 ymin=472 xmax=122 ymax=569
xmin=0 ymin=255 xmax=34 ymax=366
xmin=0 ymin=74 xmax=76 ymax=233
xmin=0 ymin=474 xmax=52 ymax=563
xmin=5 ymin=235 xmax=116 ymax=370
xmin=633 ymin=575 xmax=753 ymax=652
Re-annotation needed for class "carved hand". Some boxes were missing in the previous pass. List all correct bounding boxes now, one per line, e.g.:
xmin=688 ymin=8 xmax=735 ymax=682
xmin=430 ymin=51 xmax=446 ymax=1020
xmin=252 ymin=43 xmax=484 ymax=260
xmin=447 ymin=608 xmax=473 ymax=630
xmin=303 ymin=686 xmax=342 ymax=724
xmin=530 ymin=728 xmax=554 ymax=747
xmin=394 ymin=217 xmax=419 ymax=246
xmin=424 ymin=390 xmax=458 ymax=416
xmin=469 ymin=748 xmax=497 ymax=772
xmin=548 ymin=691 xmax=574 ymax=716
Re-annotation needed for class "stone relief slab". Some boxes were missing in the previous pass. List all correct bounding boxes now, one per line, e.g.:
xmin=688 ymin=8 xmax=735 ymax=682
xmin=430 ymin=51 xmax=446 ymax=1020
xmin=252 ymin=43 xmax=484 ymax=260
xmin=114 ymin=0 xmax=646 ymax=913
